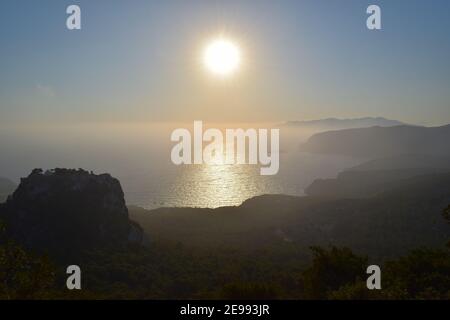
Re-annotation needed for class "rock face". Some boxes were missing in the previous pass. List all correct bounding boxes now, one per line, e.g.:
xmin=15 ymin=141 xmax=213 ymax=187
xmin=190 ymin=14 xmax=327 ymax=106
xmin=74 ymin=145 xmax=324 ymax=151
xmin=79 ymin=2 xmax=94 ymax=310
xmin=0 ymin=168 xmax=142 ymax=254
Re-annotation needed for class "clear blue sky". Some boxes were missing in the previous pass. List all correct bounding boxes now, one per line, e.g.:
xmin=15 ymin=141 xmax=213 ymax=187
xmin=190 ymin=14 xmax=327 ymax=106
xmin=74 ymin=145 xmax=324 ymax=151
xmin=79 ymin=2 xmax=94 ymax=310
xmin=1 ymin=0 xmax=449 ymax=125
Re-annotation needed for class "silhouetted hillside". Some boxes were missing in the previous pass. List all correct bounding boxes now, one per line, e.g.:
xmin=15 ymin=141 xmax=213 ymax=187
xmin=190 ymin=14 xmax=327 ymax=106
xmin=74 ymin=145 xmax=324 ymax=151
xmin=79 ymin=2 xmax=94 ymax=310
xmin=300 ymin=125 xmax=450 ymax=158
xmin=130 ymin=173 xmax=450 ymax=259
xmin=347 ymin=154 xmax=450 ymax=171
xmin=0 ymin=168 xmax=142 ymax=256
xmin=305 ymin=168 xmax=450 ymax=198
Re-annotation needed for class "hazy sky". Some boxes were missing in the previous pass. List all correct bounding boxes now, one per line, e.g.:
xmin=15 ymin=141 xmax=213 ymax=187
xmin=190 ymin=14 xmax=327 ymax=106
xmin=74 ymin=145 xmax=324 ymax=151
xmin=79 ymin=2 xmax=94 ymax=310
xmin=1 ymin=0 xmax=449 ymax=125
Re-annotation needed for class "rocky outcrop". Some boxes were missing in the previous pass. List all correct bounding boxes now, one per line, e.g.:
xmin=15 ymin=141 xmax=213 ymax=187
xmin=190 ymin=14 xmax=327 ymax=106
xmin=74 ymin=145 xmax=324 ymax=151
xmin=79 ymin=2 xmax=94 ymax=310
xmin=0 ymin=168 xmax=142 ymax=254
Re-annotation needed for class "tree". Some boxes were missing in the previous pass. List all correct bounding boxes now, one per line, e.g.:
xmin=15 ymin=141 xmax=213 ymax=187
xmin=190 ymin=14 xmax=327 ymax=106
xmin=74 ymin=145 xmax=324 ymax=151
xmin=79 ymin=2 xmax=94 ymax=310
xmin=0 ymin=221 xmax=56 ymax=299
xmin=301 ymin=246 xmax=368 ymax=299
xmin=383 ymin=248 xmax=450 ymax=299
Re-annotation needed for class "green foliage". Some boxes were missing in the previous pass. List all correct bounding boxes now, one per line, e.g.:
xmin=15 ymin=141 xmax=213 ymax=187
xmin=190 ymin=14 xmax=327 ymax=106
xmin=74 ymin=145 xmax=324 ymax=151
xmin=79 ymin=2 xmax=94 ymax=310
xmin=301 ymin=246 xmax=368 ymax=299
xmin=326 ymin=248 xmax=450 ymax=300
xmin=58 ymin=241 xmax=306 ymax=300
xmin=382 ymin=248 xmax=450 ymax=299
xmin=0 ymin=241 xmax=56 ymax=299
xmin=1 ymin=203 xmax=449 ymax=300
xmin=1 ymin=237 xmax=449 ymax=300
xmin=0 ymin=220 xmax=56 ymax=299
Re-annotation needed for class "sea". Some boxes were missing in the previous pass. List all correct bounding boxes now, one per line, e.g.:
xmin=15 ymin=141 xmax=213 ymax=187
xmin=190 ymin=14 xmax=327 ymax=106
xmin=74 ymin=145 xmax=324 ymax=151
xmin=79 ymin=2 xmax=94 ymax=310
xmin=0 ymin=123 xmax=363 ymax=209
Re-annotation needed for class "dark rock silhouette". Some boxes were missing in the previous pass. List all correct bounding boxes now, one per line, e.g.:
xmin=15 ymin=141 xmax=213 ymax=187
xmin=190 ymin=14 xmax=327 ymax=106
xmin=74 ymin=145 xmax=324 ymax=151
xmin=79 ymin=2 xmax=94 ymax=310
xmin=0 ymin=168 xmax=142 ymax=255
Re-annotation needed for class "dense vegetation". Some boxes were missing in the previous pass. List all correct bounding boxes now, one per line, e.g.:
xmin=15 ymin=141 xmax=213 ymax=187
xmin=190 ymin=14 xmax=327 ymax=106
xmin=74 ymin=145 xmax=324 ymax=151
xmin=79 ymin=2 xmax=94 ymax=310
xmin=1 ymin=240 xmax=448 ymax=300
xmin=0 ymin=169 xmax=448 ymax=300
xmin=1 ymin=205 xmax=449 ymax=300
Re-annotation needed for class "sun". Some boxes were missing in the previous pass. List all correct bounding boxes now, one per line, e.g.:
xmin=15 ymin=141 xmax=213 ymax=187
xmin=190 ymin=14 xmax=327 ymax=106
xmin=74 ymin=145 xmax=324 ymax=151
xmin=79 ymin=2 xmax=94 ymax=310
xmin=203 ymin=38 xmax=241 ymax=77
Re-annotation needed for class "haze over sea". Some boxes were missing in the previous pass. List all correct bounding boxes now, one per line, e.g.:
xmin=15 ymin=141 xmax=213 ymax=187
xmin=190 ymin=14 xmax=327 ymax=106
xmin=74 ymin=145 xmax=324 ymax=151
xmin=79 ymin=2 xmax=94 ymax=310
xmin=0 ymin=122 xmax=362 ymax=209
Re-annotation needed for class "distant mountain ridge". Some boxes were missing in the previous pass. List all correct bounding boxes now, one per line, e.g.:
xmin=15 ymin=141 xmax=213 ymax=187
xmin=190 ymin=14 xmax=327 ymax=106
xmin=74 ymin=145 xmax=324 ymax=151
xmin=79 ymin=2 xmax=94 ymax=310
xmin=300 ymin=124 xmax=450 ymax=158
xmin=283 ymin=117 xmax=406 ymax=129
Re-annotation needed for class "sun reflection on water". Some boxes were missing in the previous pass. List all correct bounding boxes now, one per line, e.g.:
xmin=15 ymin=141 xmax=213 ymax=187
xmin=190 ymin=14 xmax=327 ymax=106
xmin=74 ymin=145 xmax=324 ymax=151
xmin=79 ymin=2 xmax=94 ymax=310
xmin=168 ymin=163 xmax=279 ymax=208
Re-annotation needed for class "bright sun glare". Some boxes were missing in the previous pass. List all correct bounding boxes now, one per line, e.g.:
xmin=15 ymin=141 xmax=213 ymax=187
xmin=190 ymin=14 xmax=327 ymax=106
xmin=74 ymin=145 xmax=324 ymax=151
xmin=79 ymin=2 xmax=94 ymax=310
xmin=204 ymin=38 xmax=241 ymax=77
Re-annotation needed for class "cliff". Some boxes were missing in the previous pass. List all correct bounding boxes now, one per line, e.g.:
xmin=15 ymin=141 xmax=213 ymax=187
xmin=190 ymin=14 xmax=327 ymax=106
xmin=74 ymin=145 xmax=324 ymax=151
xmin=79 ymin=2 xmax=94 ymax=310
xmin=0 ymin=168 xmax=142 ymax=255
